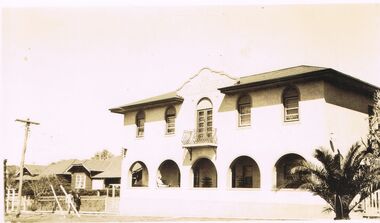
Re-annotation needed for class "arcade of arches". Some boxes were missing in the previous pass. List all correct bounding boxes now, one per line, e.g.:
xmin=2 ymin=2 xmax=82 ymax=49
xmin=128 ymin=154 xmax=306 ymax=189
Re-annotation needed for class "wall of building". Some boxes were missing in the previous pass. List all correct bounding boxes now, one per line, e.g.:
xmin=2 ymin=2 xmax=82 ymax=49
xmin=117 ymin=69 xmax=372 ymax=219
xmin=324 ymin=82 xmax=372 ymax=153
xmin=92 ymin=179 xmax=104 ymax=190
xmin=119 ymin=187 xmax=332 ymax=219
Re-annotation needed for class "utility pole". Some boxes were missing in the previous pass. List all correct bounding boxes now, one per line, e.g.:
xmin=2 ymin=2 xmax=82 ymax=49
xmin=4 ymin=159 xmax=7 ymax=215
xmin=15 ymin=118 xmax=39 ymax=217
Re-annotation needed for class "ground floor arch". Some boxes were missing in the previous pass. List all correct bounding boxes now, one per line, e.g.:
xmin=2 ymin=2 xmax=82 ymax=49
xmin=274 ymin=153 xmax=306 ymax=189
xmin=192 ymin=158 xmax=217 ymax=188
xmin=230 ymin=156 xmax=260 ymax=188
xmin=157 ymin=160 xmax=181 ymax=187
xmin=129 ymin=161 xmax=149 ymax=187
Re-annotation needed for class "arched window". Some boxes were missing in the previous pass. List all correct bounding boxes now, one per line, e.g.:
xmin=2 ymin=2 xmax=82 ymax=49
xmin=165 ymin=106 xmax=176 ymax=135
xmin=283 ymin=87 xmax=300 ymax=122
xmin=237 ymin=95 xmax=251 ymax=126
xmin=196 ymin=98 xmax=213 ymax=139
xmin=136 ymin=111 xmax=145 ymax=137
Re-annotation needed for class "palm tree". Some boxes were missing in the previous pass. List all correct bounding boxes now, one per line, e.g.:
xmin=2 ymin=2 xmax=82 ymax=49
xmin=290 ymin=143 xmax=380 ymax=220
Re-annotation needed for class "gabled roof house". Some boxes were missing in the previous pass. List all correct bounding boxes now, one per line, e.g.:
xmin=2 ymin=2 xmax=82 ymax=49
xmin=12 ymin=156 xmax=123 ymax=190
xmin=65 ymin=156 xmax=122 ymax=190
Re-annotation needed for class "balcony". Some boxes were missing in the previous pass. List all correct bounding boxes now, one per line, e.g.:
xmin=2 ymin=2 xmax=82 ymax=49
xmin=182 ymin=128 xmax=217 ymax=160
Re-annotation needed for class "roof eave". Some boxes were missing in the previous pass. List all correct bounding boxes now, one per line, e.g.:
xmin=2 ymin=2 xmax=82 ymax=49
xmin=219 ymin=68 xmax=379 ymax=96
xmin=65 ymin=164 xmax=91 ymax=174
xmin=109 ymin=97 xmax=184 ymax=114
xmin=219 ymin=69 xmax=331 ymax=94
xmin=324 ymin=70 xmax=379 ymax=96
xmin=92 ymin=175 xmax=121 ymax=179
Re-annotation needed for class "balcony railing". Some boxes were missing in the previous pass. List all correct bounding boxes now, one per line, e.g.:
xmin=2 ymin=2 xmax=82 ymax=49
xmin=182 ymin=128 xmax=217 ymax=147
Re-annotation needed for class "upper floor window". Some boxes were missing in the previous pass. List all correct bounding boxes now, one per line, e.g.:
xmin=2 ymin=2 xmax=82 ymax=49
xmin=197 ymin=98 xmax=213 ymax=139
xmin=165 ymin=106 xmax=176 ymax=135
xmin=283 ymin=87 xmax=300 ymax=122
xmin=75 ymin=173 xmax=86 ymax=189
xmin=237 ymin=95 xmax=251 ymax=126
xmin=136 ymin=111 xmax=145 ymax=137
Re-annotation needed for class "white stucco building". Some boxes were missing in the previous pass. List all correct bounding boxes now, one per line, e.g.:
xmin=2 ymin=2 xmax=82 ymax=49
xmin=110 ymin=65 xmax=378 ymax=219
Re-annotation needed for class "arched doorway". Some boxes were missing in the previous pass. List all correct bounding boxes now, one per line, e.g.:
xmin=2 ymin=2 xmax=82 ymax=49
xmin=157 ymin=160 xmax=180 ymax=187
xmin=192 ymin=158 xmax=217 ymax=188
xmin=129 ymin=161 xmax=149 ymax=187
xmin=274 ymin=153 xmax=305 ymax=189
xmin=230 ymin=156 xmax=260 ymax=188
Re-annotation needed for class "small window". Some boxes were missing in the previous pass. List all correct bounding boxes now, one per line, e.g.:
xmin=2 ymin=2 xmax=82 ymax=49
xmin=283 ymin=87 xmax=299 ymax=122
xmin=136 ymin=111 xmax=145 ymax=137
xmin=165 ymin=106 xmax=176 ymax=135
xmin=75 ymin=173 xmax=86 ymax=189
xmin=238 ymin=95 xmax=251 ymax=126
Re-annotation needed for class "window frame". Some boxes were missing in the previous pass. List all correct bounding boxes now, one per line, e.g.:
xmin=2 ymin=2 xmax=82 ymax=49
xmin=165 ymin=106 xmax=176 ymax=135
xmin=237 ymin=95 xmax=252 ymax=127
xmin=196 ymin=98 xmax=213 ymax=139
xmin=75 ymin=173 xmax=86 ymax=189
xmin=136 ymin=111 xmax=145 ymax=138
xmin=283 ymin=87 xmax=300 ymax=122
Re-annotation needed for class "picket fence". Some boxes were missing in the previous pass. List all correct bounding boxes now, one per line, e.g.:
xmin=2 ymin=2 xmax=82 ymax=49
xmin=5 ymin=189 xmax=119 ymax=214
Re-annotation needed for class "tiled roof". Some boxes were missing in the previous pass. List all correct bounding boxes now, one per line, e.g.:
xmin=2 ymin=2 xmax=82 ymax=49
xmin=92 ymin=156 xmax=122 ymax=179
xmin=40 ymin=159 xmax=78 ymax=176
xmin=6 ymin=165 xmax=18 ymax=174
xmin=82 ymin=159 xmax=113 ymax=172
xmin=24 ymin=164 xmax=46 ymax=176
xmin=110 ymin=91 xmax=183 ymax=114
xmin=12 ymin=156 xmax=122 ymax=180
xmin=219 ymin=65 xmax=379 ymax=94
xmin=15 ymin=164 xmax=46 ymax=177
xmin=238 ymin=65 xmax=328 ymax=85
xmin=66 ymin=156 xmax=122 ymax=178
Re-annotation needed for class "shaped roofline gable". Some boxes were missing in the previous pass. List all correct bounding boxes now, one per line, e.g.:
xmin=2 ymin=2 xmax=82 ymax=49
xmin=176 ymin=67 xmax=237 ymax=92
xmin=109 ymin=67 xmax=236 ymax=114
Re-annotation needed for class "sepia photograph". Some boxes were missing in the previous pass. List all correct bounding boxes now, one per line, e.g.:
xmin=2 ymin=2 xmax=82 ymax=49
xmin=2 ymin=0 xmax=380 ymax=222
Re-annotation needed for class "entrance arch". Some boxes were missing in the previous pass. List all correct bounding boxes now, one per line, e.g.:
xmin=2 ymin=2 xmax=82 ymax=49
xmin=192 ymin=158 xmax=217 ymax=188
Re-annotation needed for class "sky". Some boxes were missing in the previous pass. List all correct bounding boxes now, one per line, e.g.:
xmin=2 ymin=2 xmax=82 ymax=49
xmin=1 ymin=2 xmax=380 ymax=165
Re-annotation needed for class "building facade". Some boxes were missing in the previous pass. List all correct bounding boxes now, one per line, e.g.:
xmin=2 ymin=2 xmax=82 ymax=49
xmin=110 ymin=66 xmax=377 ymax=219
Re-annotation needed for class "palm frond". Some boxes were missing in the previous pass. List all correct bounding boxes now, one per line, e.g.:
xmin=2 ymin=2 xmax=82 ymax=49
xmin=342 ymin=143 xmax=361 ymax=174
xmin=291 ymin=142 xmax=380 ymax=218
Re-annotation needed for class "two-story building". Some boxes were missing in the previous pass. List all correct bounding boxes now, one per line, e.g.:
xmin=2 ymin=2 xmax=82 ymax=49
xmin=110 ymin=65 xmax=378 ymax=219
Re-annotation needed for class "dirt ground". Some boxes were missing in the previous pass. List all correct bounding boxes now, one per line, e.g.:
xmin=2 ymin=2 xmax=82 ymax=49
xmin=3 ymin=212 xmax=255 ymax=223
xmin=3 ymin=212 xmax=377 ymax=223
